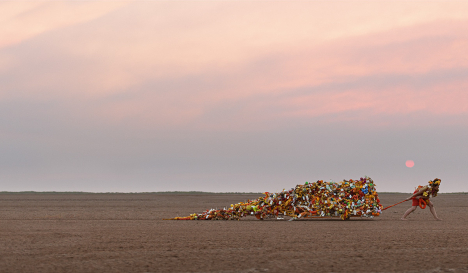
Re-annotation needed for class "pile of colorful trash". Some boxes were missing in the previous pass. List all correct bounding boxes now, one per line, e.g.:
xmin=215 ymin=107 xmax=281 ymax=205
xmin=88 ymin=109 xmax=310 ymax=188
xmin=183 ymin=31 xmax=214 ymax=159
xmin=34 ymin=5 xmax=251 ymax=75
xmin=165 ymin=176 xmax=382 ymax=221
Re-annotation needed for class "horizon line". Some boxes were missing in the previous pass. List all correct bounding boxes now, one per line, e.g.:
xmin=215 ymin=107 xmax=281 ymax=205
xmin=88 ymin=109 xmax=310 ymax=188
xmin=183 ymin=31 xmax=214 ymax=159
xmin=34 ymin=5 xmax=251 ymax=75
xmin=0 ymin=191 xmax=466 ymax=194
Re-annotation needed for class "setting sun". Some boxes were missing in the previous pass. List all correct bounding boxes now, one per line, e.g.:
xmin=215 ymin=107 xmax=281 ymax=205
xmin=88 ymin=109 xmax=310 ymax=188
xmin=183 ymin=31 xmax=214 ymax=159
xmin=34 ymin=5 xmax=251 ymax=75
xmin=405 ymin=160 xmax=415 ymax=168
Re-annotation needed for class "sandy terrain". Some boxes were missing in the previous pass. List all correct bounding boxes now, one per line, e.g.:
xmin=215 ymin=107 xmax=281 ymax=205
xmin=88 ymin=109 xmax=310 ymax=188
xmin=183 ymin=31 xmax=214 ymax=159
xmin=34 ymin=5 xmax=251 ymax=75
xmin=1 ymin=192 xmax=467 ymax=273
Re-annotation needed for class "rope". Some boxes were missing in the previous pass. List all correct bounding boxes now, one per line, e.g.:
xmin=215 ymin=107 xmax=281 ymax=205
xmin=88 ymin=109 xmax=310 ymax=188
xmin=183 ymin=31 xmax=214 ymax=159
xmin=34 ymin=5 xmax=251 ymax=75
xmin=419 ymin=198 xmax=427 ymax=209
xmin=382 ymin=199 xmax=408 ymax=211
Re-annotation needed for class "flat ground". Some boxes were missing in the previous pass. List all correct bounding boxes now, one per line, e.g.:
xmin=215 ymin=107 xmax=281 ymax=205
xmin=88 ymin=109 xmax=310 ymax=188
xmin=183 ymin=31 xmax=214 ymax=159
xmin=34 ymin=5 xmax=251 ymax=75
xmin=1 ymin=193 xmax=467 ymax=273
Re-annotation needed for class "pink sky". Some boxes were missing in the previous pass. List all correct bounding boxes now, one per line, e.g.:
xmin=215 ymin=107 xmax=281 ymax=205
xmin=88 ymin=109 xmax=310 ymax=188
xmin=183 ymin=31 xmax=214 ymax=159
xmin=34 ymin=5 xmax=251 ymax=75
xmin=1 ymin=1 xmax=467 ymax=193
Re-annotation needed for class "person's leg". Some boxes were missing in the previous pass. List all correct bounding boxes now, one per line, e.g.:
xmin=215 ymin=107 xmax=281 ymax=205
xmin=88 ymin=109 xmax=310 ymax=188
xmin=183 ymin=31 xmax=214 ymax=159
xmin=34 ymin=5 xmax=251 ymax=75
xmin=401 ymin=206 xmax=417 ymax=220
xmin=428 ymin=200 xmax=442 ymax=220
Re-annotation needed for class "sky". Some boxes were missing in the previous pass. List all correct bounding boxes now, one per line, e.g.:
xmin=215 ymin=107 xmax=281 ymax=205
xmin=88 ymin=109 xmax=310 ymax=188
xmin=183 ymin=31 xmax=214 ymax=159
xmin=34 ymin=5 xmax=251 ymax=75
xmin=1 ymin=1 xmax=467 ymax=193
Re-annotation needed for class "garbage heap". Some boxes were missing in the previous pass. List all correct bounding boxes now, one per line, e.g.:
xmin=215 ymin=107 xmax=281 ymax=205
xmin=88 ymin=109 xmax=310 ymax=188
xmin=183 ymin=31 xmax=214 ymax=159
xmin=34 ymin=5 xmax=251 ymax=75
xmin=165 ymin=176 xmax=382 ymax=221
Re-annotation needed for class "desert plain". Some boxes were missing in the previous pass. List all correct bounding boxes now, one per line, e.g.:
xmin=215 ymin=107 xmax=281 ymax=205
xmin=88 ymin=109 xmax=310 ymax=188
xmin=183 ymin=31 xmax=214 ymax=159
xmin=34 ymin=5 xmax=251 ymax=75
xmin=1 ymin=192 xmax=467 ymax=273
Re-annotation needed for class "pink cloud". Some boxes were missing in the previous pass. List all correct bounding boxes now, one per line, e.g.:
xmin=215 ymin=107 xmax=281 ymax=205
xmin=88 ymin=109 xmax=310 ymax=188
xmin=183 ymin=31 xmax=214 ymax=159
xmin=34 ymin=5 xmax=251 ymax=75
xmin=0 ymin=2 xmax=128 ymax=49
xmin=2 ymin=2 xmax=468 ymax=132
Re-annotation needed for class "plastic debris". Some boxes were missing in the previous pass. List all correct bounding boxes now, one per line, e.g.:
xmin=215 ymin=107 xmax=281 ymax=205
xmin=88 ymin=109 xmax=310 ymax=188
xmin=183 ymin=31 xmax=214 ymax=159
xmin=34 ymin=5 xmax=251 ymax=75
xmin=164 ymin=176 xmax=382 ymax=221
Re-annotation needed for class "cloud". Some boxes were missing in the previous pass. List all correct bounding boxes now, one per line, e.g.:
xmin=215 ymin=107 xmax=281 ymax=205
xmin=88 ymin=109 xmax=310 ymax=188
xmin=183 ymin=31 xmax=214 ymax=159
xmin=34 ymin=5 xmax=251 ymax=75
xmin=87 ymin=19 xmax=468 ymax=131
xmin=3 ymin=1 xmax=467 ymax=98
xmin=3 ymin=14 xmax=467 ymax=134
xmin=0 ymin=2 xmax=128 ymax=49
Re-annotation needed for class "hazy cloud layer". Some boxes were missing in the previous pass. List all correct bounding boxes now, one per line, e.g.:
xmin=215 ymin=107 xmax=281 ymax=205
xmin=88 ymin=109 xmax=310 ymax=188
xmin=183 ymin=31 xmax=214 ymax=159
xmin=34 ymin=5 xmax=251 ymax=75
xmin=1 ymin=1 xmax=467 ymax=193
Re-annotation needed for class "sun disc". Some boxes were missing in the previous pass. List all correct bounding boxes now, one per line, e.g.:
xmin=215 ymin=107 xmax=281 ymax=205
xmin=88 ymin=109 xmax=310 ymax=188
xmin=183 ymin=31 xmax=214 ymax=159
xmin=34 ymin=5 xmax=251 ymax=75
xmin=405 ymin=160 xmax=414 ymax=168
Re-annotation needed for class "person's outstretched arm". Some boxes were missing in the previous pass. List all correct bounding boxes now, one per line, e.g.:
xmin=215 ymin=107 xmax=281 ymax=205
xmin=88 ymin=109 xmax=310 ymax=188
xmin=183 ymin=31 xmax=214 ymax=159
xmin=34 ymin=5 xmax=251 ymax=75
xmin=405 ymin=186 xmax=428 ymax=201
